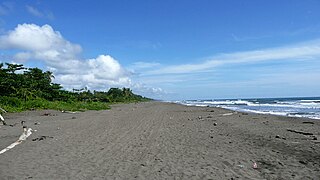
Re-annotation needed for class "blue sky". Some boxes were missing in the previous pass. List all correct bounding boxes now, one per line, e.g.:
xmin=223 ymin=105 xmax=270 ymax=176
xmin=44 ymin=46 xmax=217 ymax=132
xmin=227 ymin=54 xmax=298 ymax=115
xmin=0 ymin=0 xmax=320 ymax=100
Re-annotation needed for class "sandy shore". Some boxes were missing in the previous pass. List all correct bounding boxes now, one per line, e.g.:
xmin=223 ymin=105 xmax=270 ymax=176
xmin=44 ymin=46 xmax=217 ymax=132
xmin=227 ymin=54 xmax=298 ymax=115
xmin=0 ymin=101 xmax=319 ymax=179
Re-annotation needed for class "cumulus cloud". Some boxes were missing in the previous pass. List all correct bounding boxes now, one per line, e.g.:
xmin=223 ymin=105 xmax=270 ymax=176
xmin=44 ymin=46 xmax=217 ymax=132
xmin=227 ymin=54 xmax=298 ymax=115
xmin=0 ymin=23 xmax=82 ymax=62
xmin=53 ymin=55 xmax=132 ymax=90
xmin=130 ymin=83 xmax=167 ymax=99
xmin=0 ymin=23 xmax=163 ymax=96
xmin=0 ymin=24 xmax=122 ymax=87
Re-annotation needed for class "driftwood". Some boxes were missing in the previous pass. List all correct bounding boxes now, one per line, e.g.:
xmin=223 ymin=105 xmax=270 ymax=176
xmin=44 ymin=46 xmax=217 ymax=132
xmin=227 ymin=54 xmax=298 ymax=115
xmin=0 ymin=107 xmax=6 ymax=113
xmin=0 ymin=114 xmax=6 ymax=125
xmin=0 ymin=107 xmax=7 ymax=125
xmin=0 ymin=128 xmax=33 ymax=155
xmin=221 ymin=113 xmax=234 ymax=116
xmin=61 ymin=110 xmax=77 ymax=114
xmin=287 ymin=129 xmax=314 ymax=136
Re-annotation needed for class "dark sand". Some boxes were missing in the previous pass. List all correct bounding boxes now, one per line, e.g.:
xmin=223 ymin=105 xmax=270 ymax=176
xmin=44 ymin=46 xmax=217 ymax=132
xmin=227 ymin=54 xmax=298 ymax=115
xmin=0 ymin=102 xmax=319 ymax=179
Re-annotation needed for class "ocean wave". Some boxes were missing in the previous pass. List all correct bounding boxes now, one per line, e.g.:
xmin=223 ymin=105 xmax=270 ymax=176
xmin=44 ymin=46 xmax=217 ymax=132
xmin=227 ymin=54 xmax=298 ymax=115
xmin=183 ymin=100 xmax=320 ymax=109
xmin=202 ymin=100 xmax=250 ymax=105
xmin=175 ymin=97 xmax=320 ymax=120
xmin=183 ymin=100 xmax=252 ymax=106
xmin=246 ymin=102 xmax=320 ymax=109
xmin=221 ymin=106 xmax=288 ymax=116
xmin=220 ymin=106 xmax=320 ymax=119
xmin=300 ymin=99 xmax=320 ymax=103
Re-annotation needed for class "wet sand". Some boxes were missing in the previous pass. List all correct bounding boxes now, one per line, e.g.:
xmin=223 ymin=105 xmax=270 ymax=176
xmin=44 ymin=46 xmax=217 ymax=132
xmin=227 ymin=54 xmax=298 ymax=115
xmin=0 ymin=101 xmax=319 ymax=179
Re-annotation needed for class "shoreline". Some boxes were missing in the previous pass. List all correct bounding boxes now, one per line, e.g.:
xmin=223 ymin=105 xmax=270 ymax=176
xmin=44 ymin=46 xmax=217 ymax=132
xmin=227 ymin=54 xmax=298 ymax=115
xmin=0 ymin=101 xmax=319 ymax=179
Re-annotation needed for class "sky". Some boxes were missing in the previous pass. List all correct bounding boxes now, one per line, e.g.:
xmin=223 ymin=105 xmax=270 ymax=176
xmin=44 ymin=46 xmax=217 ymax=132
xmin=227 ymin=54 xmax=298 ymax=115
xmin=0 ymin=0 xmax=320 ymax=100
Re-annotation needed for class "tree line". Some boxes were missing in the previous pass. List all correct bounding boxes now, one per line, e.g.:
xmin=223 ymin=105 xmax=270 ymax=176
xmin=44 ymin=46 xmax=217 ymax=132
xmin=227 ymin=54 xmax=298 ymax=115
xmin=0 ymin=63 xmax=150 ymax=112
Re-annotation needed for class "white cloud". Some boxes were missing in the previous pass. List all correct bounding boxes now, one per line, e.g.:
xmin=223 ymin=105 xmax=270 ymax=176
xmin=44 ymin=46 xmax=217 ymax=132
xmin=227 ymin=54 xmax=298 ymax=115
xmin=0 ymin=24 xmax=87 ymax=87
xmin=0 ymin=23 xmax=163 ymax=97
xmin=52 ymin=55 xmax=133 ymax=90
xmin=26 ymin=5 xmax=54 ymax=20
xmin=129 ymin=40 xmax=320 ymax=99
xmin=88 ymin=55 xmax=129 ymax=80
xmin=0 ymin=23 xmax=82 ymax=62
xmin=13 ymin=52 xmax=31 ymax=62
xmin=130 ymin=83 xmax=167 ymax=99
xmin=0 ymin=24 xmax=127 ymax=89
xmin=146 ymin=40 xmax=320 ymax=75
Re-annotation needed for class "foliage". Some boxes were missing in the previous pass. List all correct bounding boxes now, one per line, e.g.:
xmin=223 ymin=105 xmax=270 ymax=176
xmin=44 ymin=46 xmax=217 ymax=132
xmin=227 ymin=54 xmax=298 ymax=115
xmin=0 ymin=63 xmax=150 ymax=112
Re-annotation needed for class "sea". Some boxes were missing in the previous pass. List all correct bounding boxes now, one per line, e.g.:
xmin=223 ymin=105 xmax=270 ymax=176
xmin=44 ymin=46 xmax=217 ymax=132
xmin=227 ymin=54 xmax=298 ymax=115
xmin=175 ymin=97 xmax=320 ymax=120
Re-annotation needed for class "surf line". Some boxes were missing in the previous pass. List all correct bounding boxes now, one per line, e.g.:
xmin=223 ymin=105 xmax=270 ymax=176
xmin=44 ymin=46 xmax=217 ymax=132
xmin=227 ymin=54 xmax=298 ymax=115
xmin=0 ymin=127 xmax=33 ymax=155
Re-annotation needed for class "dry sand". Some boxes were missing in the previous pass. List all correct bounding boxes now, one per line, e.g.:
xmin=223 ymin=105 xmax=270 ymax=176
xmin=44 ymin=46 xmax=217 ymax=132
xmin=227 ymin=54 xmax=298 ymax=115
xmin=0 ymin=101 xmax=319 ymax=179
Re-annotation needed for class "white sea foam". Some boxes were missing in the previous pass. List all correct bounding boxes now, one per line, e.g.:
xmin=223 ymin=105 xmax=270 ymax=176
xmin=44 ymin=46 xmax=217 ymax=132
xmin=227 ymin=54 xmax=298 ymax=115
xmin=246 ymin=102 xmax=320 ymax=109
xmin=300 ymin=99 xmax=320 ymax=102
xmin=220 ymin=106 xmax=288 ymax=116
xmin=183 ymin=100 xmax=320 ymax=109
xmin=182 ymin=103 xmax=208 ymax=107
xmin=175 ymin=97 xmax=320 ymax=120
xmin=202 ymin=100 xmax=250 ymax=105
xmin=290 ymin=114 xmax=320 ymax=120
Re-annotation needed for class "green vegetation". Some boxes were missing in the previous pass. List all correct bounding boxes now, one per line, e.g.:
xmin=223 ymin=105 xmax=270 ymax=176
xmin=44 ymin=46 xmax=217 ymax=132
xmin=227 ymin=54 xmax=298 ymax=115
xmin=0 ymin=63 xmax=150 ymax=112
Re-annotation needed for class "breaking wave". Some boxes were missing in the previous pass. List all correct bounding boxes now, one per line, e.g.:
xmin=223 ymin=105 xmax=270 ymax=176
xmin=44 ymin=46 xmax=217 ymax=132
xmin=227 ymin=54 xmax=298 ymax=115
xmin=176 ymin=97 xmax=320 ymax=120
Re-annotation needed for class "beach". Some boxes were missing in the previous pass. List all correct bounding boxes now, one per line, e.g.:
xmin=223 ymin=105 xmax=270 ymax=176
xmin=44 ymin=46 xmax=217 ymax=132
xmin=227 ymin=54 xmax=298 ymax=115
xmin=0 ymin=101 xmax=319 ymax=179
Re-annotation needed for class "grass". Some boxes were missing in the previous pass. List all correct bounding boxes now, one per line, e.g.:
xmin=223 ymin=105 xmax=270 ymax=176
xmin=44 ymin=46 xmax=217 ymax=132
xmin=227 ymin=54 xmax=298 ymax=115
xmin=0 ymin=97 xmax=111 ymax=112
xmin=0 ymin=96 xmax=151 ymax=113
